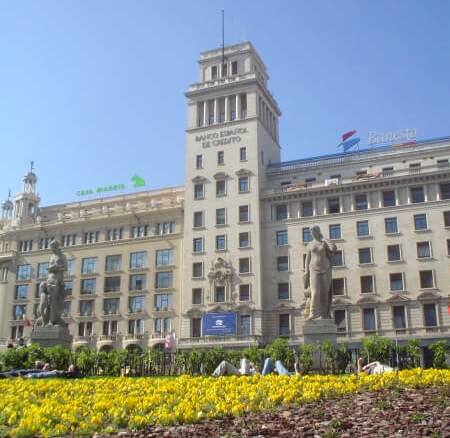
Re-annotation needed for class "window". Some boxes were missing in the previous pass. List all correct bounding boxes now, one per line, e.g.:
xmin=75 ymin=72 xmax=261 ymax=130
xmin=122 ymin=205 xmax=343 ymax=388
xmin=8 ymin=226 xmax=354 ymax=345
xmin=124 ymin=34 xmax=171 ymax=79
xmin=279 ymin=314 xmax=290 ymax=336
xmin=19 ymin=240 xmax=33 ymax=252
xmin=104 ymin=276 xmax=121 ymax=293
xmin=239 ymin=258 xmax=250 ymax=274
xmin=64 ymin=281 xmax=73 ymax=295
xmin=278 ymin=283 xmax=289 ymax=300
xmin=409 ymin=162 xmax=421 ymax=173
xmin=12 ymin=304 xmax=26 ymax=320
xmin=107 ymin=228 xmax=123 ymax=241
xmin=193 ymin=211 xmax=204 ymax=228
xmin=207 ymin=99 xmax=215 ymax=125
xmin=193 ymin=238 xmax=203 ymax=253
xmin=216 ymin=180 xmax=226 ymax=197
xmin=385 ymin=217 xmax=398 ymax=234
xmin=329 ymin=224 xmax=341 ymax=240
xmin=440 ymin=183 xmax=450 ymax=200
xmin=192 ymin=318 xmax=201 ymax=337
xmin=437 ymin=158 xmax=449 ymax=168
xmin=81 ymin=257 xmax=97 ymax=274
xmin=423 ymin=303 xmax=437 ymax=327
xmin=240 ymin=147 xmax=247 ymax=161
xmin=155 ymin=271 xmax=173 ymax=289
xmin=197 ymin=102 xmax=204 ymax=127
xmin=239 ymin=284 xmax=250 ymax=301
xmin=334 ymin=309 xmax=346 ymax=333
xmin=239 ymin=176 xmax=249 ymax=193
xmin=129 ymin=274 xmax=146 ymax=291
xmin=240 ymin=93 xmax=247 ymax=118
xmin=356 ymin=220 xmax=369 ymax=237
xmin=130 ymin=251 xmax=147 ymax=269
xmin=331 ymin=250 xmax=344 ymax=267
xmin=61 ymin=234 xmax=77 ymax=247
xmin=301 ymin=201 xmax=313 ymax=217
xmin=16 ymin=265 xmax=32 ymax=281
xmin=216 ymin=208 xmax=226 ymax=225
xmin=128 ymin=319 xmax=144 ymax=335
xmin=11 ymin=326 xmax=24 ymax=340
xmin=447 ymin=239 xmax=450 ymax=256
xmin=363 ymin=308 xmax=376 ymax=331
xmin=1 ymin=266 xmax=8 ymax=282
xmin=229 ymin=95 xmax=236 ymax=121
xmin=231 ymin=60 xmax=238 ymax=75
xmin=382 ymin=166 xmax=394 ymax=176
xmin=103 ymin=298 xmax=119 ymax=315
xmin=66 ymin=259 xmax=75 ymax=276
xmin=360 ymin=276 xmax=374 ymax=294
xmin=277 ymin=256 xmax=289 ymax=272
xmin=81 ymin=278 xmax=96 ymax=294
xmin=411 ymin=186 xmax=425 ymax=203
xmin=217 ymin=150 xmax=224 ymax=165
xmin=414 ymin=214 xmax=428 ymax=231
xmin=131 ymin=225 xmax=148 ymax=238
xmin=37 ymin=262 xmax=49 ymax=279
xmin=84 ymin=231 xmax=99 ymax=244
xmin=103 ymin=320 xmax=118 ymax=336
xmin=240 ymin=315 xmax=251 ymax=335
xmin=79 ymin=300 xmax=94 ymax=316
xmin=444 ymin=211 xmax=450 ymax=227
xmin=275 ymin=204 xmax=288 ymax=220
xmin=194 ymin=183 xmax=204 ymax=200
xmin=239 ymin=205 xmax=249 ymax=222
xmin=332 ymin=278 xmax=345 ymax=295
xmin=63 ymin=301 xmax=71 ymax=317
xmin=355 ymin=194 xmax=368 ymax=210
xmin=216 ymin=235 xmax=226 ymax=250
xmin=387 ymin=244 xmax=401 ymax=262
xmin=128 ymin=296 xmax=145 ymax=313
xmin=218 ymin=98 xmax=225 ymax=122
xmin=215 ymin=286 xmax=225 ymax=302
xmin=211 ymin=65 xmax=218 ymax=79
xmin=305 ymin=177 xmax=316 ymax=184
xmin=302 ymin=227 xmax=312 ymax=243
xmin=156 ymin=249 xmax=174 ymax=266
xmin=15 ymin=284 xmax=28 ymax=300
xmin=155 ymin=318 xmax=171 ymax=334
xmin=192 ymin=262 xmax=203 ymax=278
xmin=419 ymin=270 xmax=434 ymax=289
xmin=417 ymin=242 xmax=431 ymax=259
xmin=239 ymin=232 xmax=250 ymax=248
xmin=192 ymin=288 xmax=202 ymax=305
xmin=105 ymin=255 xmax=122 ymax=272
xmin=328 ymin=198 xmax=340 ymax=214
xmin=276 ymin=230 xmax=288 ymax=246
xmin=393 ymin=306 xmax=406 ymax=329
xmin=154 ymin=293 xmax=173 ymax=310
xmin=78 ymin=322 xmax=93 ymax=337
xmin=390 ymin=273 xmax=404 ymax=291
xmin=382 ymin=190 xmax=396 ymax=207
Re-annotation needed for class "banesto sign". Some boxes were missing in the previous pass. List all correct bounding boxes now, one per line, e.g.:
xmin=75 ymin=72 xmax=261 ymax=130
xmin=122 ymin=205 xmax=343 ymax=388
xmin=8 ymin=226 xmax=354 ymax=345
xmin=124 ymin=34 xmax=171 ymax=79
xmin=195 ymin=127 xmax=248 ymax=148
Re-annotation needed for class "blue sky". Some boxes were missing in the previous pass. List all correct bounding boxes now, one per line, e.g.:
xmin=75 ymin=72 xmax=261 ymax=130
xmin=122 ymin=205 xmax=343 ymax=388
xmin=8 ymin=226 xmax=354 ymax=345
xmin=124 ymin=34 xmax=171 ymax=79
xmin=1 ymin=0 xmax=449 ymax=206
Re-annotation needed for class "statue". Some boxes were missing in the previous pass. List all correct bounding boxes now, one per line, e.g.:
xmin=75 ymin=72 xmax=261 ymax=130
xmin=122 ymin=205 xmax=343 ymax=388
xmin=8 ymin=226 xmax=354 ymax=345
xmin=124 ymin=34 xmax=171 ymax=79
xmin=36 ymin=240 xmax=67 ymax=326
xmin=303 ymin=225 xmax=336 ymax=320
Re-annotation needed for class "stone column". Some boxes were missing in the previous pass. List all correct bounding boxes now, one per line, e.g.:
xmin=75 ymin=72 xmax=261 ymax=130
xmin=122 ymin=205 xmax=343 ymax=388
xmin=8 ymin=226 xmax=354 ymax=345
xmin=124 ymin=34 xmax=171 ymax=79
xmin=235 ymin=94 xmax=240 ymax=120
xmin=224 ymin=96 xmax=229 ymax=122
xmin=213 ymin=99 xmax=218 ymax=124
xmin=203 ymin=101 xmax=207 ymax=126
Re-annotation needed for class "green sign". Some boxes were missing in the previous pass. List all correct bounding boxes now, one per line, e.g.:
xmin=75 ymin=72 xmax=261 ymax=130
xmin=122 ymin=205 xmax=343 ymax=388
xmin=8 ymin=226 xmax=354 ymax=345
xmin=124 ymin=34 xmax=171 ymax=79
xmin=76 ymin=175 xmax=146 ymax=197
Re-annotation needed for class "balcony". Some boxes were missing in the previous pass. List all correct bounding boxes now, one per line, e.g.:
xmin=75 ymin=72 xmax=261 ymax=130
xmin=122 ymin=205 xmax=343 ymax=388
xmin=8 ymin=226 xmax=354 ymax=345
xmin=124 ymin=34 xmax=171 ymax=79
xmin=178 ymin=335 xmax=261 ymax=349
xmin=73 ymin=336 xmax=95 ymax=347
xmin=0 ymin=250 xmax=17 ymax=263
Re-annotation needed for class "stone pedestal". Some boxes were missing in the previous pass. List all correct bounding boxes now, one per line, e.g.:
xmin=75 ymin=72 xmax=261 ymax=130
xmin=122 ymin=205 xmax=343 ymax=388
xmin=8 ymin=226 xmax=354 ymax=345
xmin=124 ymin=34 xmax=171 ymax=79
xmin=30 ymin=325 xmax=72 ymax=349
xmin=303 ymin=318 xmax=337 ymax=371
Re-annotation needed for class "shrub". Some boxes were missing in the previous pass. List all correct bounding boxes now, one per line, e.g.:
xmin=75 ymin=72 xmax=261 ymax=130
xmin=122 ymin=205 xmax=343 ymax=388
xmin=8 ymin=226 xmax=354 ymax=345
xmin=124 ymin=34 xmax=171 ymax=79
xmin=298 ymin=344 xmax=316 ymax=373
xmin=429 ymin=340 xmax=449 ymax=369
xmin=361 ymin=336 xmax=394 ymax=364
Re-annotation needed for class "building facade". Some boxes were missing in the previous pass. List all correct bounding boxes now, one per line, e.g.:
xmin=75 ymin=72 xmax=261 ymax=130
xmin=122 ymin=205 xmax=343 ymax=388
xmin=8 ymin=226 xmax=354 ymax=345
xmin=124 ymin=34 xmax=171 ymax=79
xmin=1 ymin=42 xmax=449 ymax=356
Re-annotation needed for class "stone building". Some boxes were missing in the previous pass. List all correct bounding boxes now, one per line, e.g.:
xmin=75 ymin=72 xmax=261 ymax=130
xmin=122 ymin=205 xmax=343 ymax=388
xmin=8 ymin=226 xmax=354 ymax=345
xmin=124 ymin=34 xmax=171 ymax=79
xmin=1 ymin=42 xmax=449 ymax=360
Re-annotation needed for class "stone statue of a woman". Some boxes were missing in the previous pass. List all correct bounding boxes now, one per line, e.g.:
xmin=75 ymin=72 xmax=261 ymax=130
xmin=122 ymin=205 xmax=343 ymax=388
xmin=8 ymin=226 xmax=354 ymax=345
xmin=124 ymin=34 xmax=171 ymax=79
xmin=303 ymin=225 xmax=337 ymax=320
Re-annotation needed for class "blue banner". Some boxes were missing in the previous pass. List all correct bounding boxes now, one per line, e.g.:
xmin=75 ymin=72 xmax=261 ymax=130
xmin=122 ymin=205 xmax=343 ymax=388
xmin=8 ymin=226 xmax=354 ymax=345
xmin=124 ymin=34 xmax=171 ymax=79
xmin=202 ymin=312 xmax=237 ymax=336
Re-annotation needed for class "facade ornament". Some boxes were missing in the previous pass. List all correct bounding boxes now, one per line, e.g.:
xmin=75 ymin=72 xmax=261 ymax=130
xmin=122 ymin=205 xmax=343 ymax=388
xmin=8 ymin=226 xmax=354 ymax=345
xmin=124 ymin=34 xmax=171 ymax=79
xmin=303 ymin=225 xmax=336 ymax=320
xmin=207 ymin=257 xmax=233 ymax=303
xmin=35 ymin=240 xmax=67 ymax=326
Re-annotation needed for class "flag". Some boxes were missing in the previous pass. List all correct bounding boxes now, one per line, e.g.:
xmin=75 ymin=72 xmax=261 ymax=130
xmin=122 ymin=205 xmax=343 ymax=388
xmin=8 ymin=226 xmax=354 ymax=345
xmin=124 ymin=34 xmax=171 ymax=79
xmin=164 ymin=332 xmax=176 ymax=353
xmin=23 ymin=316 xmax=32 ymax=327
xmin=342 ymin=130 xmax=357 ymax=142
xmin=342 ymin=137 xmax=361 ymax=152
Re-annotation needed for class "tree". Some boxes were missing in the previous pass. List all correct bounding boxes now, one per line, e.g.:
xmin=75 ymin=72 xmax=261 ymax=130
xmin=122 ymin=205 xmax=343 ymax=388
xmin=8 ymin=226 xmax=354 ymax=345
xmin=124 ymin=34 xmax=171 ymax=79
xmin=429 ymin=340 xmax=449 ymax=369
xmin=361 ymin=336 xmax=394 ymax=364
xmin=405 ymin=339 xmax=421 ymax=368
xmin=321 ymin=341 xmax=337 ymax=374
xmin=335 ymin=343 xmax=351 ymax=373
xmin=298 ymin=344 xmax=316 ymax=374
xmin=265 ymin=338 xmax=295 ymax=369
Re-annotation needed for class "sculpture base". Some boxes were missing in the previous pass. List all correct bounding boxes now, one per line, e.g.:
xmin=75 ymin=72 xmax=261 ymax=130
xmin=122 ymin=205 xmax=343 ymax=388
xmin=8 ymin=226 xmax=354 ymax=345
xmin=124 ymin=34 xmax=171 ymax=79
xmin=30 ymin=325 xmax=73 ymax=350
xmin=303 ymin=318 xmax=337 ymax=371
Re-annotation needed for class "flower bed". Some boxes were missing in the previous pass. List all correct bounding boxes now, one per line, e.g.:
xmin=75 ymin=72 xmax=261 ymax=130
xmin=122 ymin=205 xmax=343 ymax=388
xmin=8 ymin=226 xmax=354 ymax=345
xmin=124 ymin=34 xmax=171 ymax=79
xmin=0 ymin=369 xmax=449 ymax=437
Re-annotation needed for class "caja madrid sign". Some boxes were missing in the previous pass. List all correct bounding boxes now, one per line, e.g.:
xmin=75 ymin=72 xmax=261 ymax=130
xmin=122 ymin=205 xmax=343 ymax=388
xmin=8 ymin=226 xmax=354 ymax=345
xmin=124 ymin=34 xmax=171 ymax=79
xmin=202 ymin=312 xmax=237 ymax=336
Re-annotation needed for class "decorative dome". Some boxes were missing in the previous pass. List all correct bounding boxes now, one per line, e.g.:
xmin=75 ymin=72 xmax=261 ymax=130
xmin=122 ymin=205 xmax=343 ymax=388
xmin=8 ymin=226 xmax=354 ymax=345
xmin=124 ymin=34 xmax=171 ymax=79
xmin=1 ymin=199 xmax=13 ymax=210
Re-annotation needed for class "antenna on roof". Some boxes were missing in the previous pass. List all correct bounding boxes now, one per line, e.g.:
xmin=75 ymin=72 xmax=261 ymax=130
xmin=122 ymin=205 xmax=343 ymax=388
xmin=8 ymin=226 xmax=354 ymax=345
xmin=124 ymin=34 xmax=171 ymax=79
xmin=221 ymin=9 xmax=225 ymax=66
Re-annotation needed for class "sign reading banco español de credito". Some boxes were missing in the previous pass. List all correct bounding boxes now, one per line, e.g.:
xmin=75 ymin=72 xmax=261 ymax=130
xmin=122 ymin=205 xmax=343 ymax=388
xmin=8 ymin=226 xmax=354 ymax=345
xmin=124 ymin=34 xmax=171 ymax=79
xmin=195 ymin=127 xmax=248 ymax=148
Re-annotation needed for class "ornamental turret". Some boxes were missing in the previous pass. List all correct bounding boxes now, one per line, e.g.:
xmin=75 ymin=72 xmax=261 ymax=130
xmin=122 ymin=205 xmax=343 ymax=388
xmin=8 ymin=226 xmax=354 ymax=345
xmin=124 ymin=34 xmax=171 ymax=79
xmin=13 ymin=162 xmax=41 ymax=225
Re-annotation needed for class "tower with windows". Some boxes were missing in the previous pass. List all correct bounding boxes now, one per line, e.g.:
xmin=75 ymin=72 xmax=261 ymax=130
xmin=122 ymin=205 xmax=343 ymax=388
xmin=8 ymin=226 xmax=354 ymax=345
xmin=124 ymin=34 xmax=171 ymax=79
xmin=13 ymin=163 xmax=40 ymax=225
xmin=181 ymin=42 xmax=281 ymax=347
